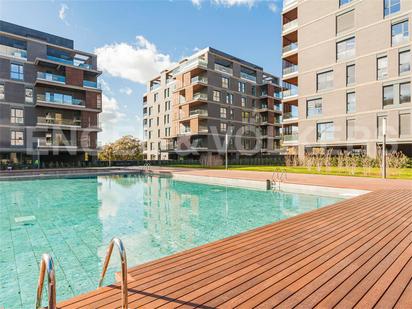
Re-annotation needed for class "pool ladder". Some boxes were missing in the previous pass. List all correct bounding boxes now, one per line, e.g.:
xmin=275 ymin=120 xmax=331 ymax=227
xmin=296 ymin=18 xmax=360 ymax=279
xmin=35 ymin=238 xmax=128 ymax=309
xmin=272 ymin=168 xmax=287 ymax=191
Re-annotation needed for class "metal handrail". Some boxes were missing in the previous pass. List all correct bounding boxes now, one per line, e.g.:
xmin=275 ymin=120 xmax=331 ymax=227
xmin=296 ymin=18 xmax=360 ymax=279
xmin=98 ymin=238 xmax=128 ymax=309
xmin=35 ymin=254 xmax=56 ymax=309
xmin=272 ymin=168 xmax=287 ymax=191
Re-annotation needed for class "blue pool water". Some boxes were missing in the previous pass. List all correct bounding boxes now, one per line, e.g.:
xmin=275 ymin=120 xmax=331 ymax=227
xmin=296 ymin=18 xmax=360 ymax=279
xmin=0 ymin=174 xmax=342 ymax=308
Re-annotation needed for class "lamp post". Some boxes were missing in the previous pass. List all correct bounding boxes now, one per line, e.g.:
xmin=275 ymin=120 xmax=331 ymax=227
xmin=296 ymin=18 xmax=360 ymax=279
xmin=382 ymin=118 xmax=387 ymax=179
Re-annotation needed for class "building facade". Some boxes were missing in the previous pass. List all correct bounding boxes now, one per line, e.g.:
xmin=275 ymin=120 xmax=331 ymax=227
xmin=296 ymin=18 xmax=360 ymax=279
xmin=281 ymin=0 xmax=411 ymax=158
xmin=143 ymin=47 xmax=282 ymax=163
xmin=0 ymin=21 xmax=102 ymax=164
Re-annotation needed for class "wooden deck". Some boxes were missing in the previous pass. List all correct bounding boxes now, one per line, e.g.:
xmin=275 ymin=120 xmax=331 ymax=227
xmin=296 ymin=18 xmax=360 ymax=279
xmin=58 ymin=189 xmax=412 ymax=308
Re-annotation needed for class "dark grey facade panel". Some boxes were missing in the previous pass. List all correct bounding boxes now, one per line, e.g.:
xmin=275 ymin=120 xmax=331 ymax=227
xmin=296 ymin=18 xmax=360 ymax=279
xmin=27 ymin=40 xmax=47 ymax=62
xmin=4 ymin=82 xmax=24 ymax=103
xmin=0 ymin=58 xmax=10 ymax=79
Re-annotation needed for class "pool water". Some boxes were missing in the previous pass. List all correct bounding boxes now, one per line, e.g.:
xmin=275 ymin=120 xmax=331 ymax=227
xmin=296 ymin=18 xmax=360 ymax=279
xmin=0 ymin=174 xmax=342 ymax=308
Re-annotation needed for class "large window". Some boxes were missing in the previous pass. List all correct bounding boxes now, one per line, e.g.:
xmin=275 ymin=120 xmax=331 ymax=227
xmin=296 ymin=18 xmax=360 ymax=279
xmin=220 ymin=107 xmax=227 ymax=118
xmin=337 ymin=37 xmax=355 ymax=60
xmin=213 ymin=90 xmax=221 ymax=102
xmin=0 ymin=84 xmax=4 ymax=100
xmin=384 ymin=0 xmax=400 ymax=17
xmin=242 ymin=111 xmax=249 ymax=123
xmin=241 ymin=97 xmax=246 ymax=107
xmin=346 ymin=92 xmax=356 ymax=113
xmin=377 ymin=56 xmax=388 ymax=80
xmin=317 ymin=122 xmax=334 ymax=141
xmin=399 ymin=113 xmax=411 ymax=136
xmin=347 ymin=119 xmax=355 ymax=140
xmin=337 ymin=10 xmax=355 ymax=34
xmin=346 ymin=64 xmax=355 ymax=85
xmin=25 ymin=88 xmax=32 ymax=103
xmin=400 ymin=82 xmax=411 ymax=103
xmin=339 ymin=0 xmax=352 ymax=6
xmin=11 ymin=131 xmax=24 ymax=146
xmin=222 ymin=77 xmax=229 ymax=89
xmin=383 ymin=85 xmax=394 ymax=106
xmin=11 ymin=108 xmax=24 ymax=124
xmin=307 ymin=98 xmax=322 ymax=117
xmin=226 ymin=93 xmax=233 ymax=104
xmin=317 ymin=70 xmax=333 ymax=91
xmin=220 ymin=122 xmax=227 ymax=132
xmin=392 ymin=20 xmax=409 ymax=46
xmin=10 ymin=63 xmax=24 ymax=80
xmin=399 ymin=50 xmax=410 ymax=75
xmin=238 ymin=81 xmax=246 ymax=93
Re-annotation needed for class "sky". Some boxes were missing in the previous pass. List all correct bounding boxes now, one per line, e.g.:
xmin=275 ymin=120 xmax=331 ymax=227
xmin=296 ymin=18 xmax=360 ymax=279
xmin=0 ymin=0 xmax=283 ymax=145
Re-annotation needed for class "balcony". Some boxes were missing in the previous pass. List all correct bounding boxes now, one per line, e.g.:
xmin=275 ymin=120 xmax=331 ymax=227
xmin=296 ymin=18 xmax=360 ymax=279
xmin=283 ymin=87 xmax=298 ymax=98
xmin=240 ymin=72 xmax=257 ymax=83
xmin=36 ymin=94 xmax=85 ymax=108
xmin=189 ymin=109 xmax=208 ymax=117
xmin=179 ymin=127 xmax=191 ymax=135
xmin=193 ymin=92 xmax=208 ymax=101
xmin=0 ymin=44 xmax=27 ymax=60
xmin=37 ymin=138 xmax=77 ymax=148
xmin=198 ymin=125 xmax=208 ymax=133
xmin=37 ymin=117 xmax=81 ymax=127
xmin=191 ymin=76 xmax=208 ymax=84
xmin=283 ymin=112 xmax=299 ymax=121
xmin=282 ymin=42 xmax=298 ymax=54
xmin=176 ymin=58 xmax=208 ymax=74
xmin=214 ymin=63 xmax=233 ymax=75
xmin=274 ymin=104 xmax=283 ymax=112
xmin=83 ymin=80 xmax=100 ymax=89
xmin=46 ymin=55 xmax=92 ymax=69
xmin=283 ymin=0 xmax=298 ymax=10
xmin=283 ymin=64 xmax=298 ymax=76
xmin=37 ymin=72 xmax=66 ymax=84
xmin=282 ymin=19 xmax=298 ymax=33
xmin=283 ymin=134 xmax=299 ymax=142
xmin=150 ymin=83 xmax=161 ymax=91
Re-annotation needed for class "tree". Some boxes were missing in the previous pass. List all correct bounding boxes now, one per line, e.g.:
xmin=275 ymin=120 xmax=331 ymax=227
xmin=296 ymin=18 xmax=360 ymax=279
xmin=99 ymin=135 xmax=143 ymax=161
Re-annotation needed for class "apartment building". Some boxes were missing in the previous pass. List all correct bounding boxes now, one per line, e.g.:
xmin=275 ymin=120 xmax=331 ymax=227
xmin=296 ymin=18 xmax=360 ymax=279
xmin=143 ymin=47 xmax=282 ymax=163
xmin=281 ymin=0 xmax=411 ymax=158
xmin=0 ymin=21 xmax=102 ymax=164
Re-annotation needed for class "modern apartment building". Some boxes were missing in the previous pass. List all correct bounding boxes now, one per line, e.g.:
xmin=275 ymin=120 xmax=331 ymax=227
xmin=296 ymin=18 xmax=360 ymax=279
xmin=143 ymin=47 xmax=282 ymax=163
xmin=281 ymin=0 xmax=411 ymax=158
xmin=0 ymin=21 xmax=102 ymax=164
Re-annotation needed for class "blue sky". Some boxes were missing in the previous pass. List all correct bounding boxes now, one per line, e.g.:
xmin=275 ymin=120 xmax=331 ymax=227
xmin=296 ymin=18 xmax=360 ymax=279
xmin=0 ymin=0 xmax=283 ymax=144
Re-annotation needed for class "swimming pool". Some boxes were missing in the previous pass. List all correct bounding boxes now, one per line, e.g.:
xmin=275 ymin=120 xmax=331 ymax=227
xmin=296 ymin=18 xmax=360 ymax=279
xmin=0 ymin=174 xmax=342 ymax=308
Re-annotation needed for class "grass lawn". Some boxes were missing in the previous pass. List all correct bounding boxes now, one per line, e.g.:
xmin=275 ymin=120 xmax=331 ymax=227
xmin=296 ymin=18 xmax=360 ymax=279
xmin=168 ymin=164 xmax=412 ymax=180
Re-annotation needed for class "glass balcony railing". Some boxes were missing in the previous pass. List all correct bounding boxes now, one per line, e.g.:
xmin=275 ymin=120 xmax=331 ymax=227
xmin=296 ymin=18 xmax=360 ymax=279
xmin=191 ymin=76 xmax=208 ymax=84
xmin=0 ymin=44 xmax=27 ymax=60
xmin=176 ymin=58 xmax=208 ymax=74
xmin=189 ymin=109 xmax=208 ymax=117
xmin=37 ymin=94 xmax=85 ymax=107
xmin=282 ymin=42 xmax=298 ymax=54
xmin=240 ymin=72 xmax=257 ymax=82
xmin=283 ymin=64 xmax=298 ymax=75
xmin=46 ymin=55 xmax=92 ymax=69
xmin=283 ymin=0 xmax=298 ymax=10
xmin=193 ymin=92 xmax=208 ymax=101
xmin=37 ymin=72 xmax=66 ymax=84
xmin=150 ymin=83 xmax=161 ymax=91
xmin=38 ymin=138 xmax=77 ymax=148
xmin=37 ymin=116 xmax=81 ymax=126
xmin=282 ymin=19 xmax=298 ymax=32
xmin=283 ymin=134 xmax=299 ymax=142
xmin=274 ymin=104 xmax=283 ymax=112
xmin=198 ymin=125 xmax=208 ymax=133
xmin=274 ymin=92 xmax=282 ymax=99
xmin=214 ymin=63 xmax=233 ymax=75
xmin=83 ymin=80 xmax=100 ymax=89
xmin=180 ymin=127 xmax=191 ymax=134
xmin=283 ymin=88 xmax=298 ymax=98
xmin=283 ymin=112 xmax=299 ymax=120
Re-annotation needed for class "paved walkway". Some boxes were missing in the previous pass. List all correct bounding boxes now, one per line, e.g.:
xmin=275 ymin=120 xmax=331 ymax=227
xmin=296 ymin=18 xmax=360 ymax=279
xmin=147 ymin=167 xmax=412 ymax=191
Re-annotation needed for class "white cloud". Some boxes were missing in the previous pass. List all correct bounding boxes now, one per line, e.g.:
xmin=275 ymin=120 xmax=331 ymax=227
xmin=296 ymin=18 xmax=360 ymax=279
xmin=268 ymin=2 xmax=278 ymax=12
xmin=100 ymin=94 xmax=126 ymax=127
xmin=58 ymin=4 xmax=69 ymax=23
xmin=212 ymin=0 xmax=256 ymax=7
xmin=95 ymin=36 xmax=174 ymax=84
xmin=192 ymin=0 xmax=203 ymax=8
xmin=120 ymin=87 xmax=133 ymax=96
xmin=99 ymin=78 xmax=113 ymax=95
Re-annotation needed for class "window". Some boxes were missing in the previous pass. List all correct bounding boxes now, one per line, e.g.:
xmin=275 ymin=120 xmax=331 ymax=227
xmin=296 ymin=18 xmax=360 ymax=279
xmin=222 ymin=77 xmax=229 ymax=88
xmin=336 ymin=10 xmax=355 ymax=34
xmin=97 ymin=94 xmax=102 ymax=109
xmin=11 ymin=131 xmax=24 ymax=146
xmin=238 ymin=81 xmax=246 ymax=93
xmin=377 ymin=56 xmax=388 ymax=80
xmin=156 ymin=117 xmax=159 ymax=126
xmin=399 ymin=50 xmax=410 ymax=75
xmin=346 ymin=92 xmax=356 ymax=113
xmin=229 ymin=109 xmax=234 ymax=120
xmin=11 ymin=108 xmax=24 ymax=124
xmin=251 ymin=86 xmax=256 ymax=96
xmin=317 ymin=71 xmax=333 ymax=91
xmin=400 ymin=82 xmax=411 ymax=103
xmin=0 ymin=84 xmax=4 ymax=100
xmin=392 ymin=20 xmax=409 ymax=46
xmin=165 ymin=100 xmax=170 ymax=111
xmin=226 ymin=93 xmax=233 ymax=104
xmin=241 ymin=97 xmax=246 ymax=107
xmin=399 ymin=113 xmax=411 ymax=136
xmin=346 ymin=64 xmax=355 ymax=85
xmin=157 ymin=105 xmax=160 ymax=113
xmin=164 ymin=88 xmax=170 ymax=98
xmin=154 ymin=92 xmax=158 ymax=102
xmin=242 ymin=111 xmax=250 ymax=123
xmin=317 ymin=122 xmax=334 ymax=141
xmin=383 ymin=85 xmax=394 ymax=106
xmin=25 ymin=88 xmax=33 ymax=103
xmin=306 ymin=98 xmax=322 ymax=117
xmin=220 ymin=107 xmax=227 ymax=118
xmin=384 ymin=0 xmax=400 ymax=17
xmin=347 ymin=119 xmax=355 ymax=140
xmin=337 ymin=37 xmax=355 ymax=60
xmin=339 ymin=0 xmax=352 ymax=6
xmin=149 ymin=107 xmax=152 ymax=116
xmin=220 ymin=123 xmax=227 ymax=132
xmin=213 ymin=90 xmax=221 ymax=102
xmin=10 ymin=63 xmax=24 ymax=80
xmin=377 ymin=116 xmax=387 ymax=137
